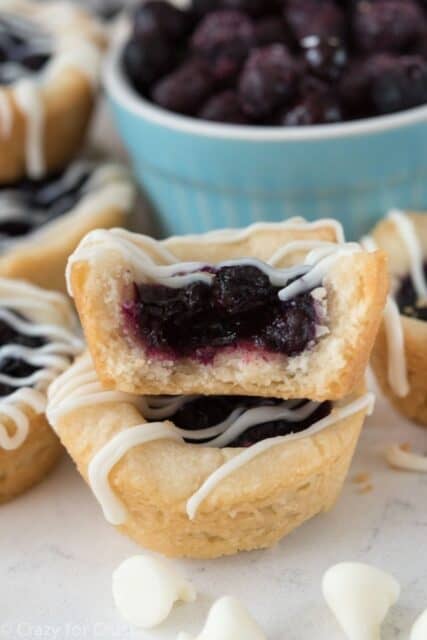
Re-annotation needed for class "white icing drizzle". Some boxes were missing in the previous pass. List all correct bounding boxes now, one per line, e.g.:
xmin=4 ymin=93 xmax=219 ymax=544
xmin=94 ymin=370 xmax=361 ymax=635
xmin=277 ymin=243 xmax=361 ymax=301
xmin=0 ymin=387 xmax=45 ymax=450
xmin=0 ymin=160 xmax=134 ymax=252
xmin=0 ymin=277 xmax=82 ymax=450
xmin=47 ymin=352 xmax=145 ymax=428
xmin=163 ymin=218 xmax=346 ymax=247
xmin=0 ymin=2 xmax=103 ymax=178
xmin=269 ymin=240 xmax=338 ymax=266
xmin=388 ymin=209 xmax=427 ymax=302
xmin=361 ymin=234 xmax=409 ymax=398
xmin=0 ymin=89 xmax=12 ymax=137
xmin=142 ymin=395 xmax=321 ymax=448
xmin=386 ymin=444 xmax=427 ymax=473
xmin=66 ymin=222 xmax=356 ymax=306
xmin=14 ymin=78 xmax=45 ymax=178
xmin=46 ymin=353 xmax=374 ymax=524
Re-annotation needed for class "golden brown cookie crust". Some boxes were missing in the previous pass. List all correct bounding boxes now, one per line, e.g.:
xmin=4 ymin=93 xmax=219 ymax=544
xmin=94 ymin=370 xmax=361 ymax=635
xmin=370 ymin=212 xmax=427 ymax=425
xmin=0 ymin=409 xmax=62 ymax=503
xmin=69 ymin=223 xmax=388 ymax=401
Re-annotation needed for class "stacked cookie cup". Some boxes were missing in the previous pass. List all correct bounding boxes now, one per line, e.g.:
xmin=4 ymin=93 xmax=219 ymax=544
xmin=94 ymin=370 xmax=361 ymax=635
xmin=47 ymin=218 xmax=388 ymax=558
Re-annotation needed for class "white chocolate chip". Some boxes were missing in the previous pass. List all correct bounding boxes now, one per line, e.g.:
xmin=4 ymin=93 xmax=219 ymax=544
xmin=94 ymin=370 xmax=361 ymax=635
xmin=386 ymin=444 xmax=427 ymax=472
xmin=112 ymin=555 xmax=196 ymax=629
xmin=411 ymin=609 xmax=427 ymax=640
xmin=322 ymin=562 xmax=400 ymax=640
xmin=177 ymin=596 xmax=266 ymax=640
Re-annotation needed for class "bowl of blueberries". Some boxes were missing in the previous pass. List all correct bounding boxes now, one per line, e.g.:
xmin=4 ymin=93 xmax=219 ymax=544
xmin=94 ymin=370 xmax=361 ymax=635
xmin=105 ymin=0 xmax=427 ymax=238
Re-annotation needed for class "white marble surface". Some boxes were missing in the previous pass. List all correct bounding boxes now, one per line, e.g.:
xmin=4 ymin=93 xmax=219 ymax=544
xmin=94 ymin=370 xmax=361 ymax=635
xmin=2 ymin=387 xmax=427 ymax=640
xmin=2 ymin=104 xmax=427 ymax=640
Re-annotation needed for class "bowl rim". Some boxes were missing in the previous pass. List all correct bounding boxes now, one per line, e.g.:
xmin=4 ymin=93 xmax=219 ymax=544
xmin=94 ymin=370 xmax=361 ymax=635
xmin=104 ymin=34 xmax=427 ymax=142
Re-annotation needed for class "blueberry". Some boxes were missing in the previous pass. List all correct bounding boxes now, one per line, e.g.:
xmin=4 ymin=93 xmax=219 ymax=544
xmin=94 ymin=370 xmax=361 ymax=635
xmin=151 ymin=59 xmax=215 ymax=114
xmin=262 ymin=298 xmax=316 ymax=356
xmin=238 ymin=44 xmax=298 ymax=118
xmin=341 ymin=53 xmax=427 ymax=117
xmin=138 ymin=281 xmax=210 ymax=320
xmin=255 ymin=16 xmax=291 ymax=47
xmin=123 ymin=37 xmax=174 ymax=94
xmin=199 ymin=90 xmax=249 ymax=123
xmin=301 ymin=35 xmax=348 ymax=81
xmin=283 ymin=0 xmax=346 ymax=41
xmin=17 ymin=51 xmax=49 ymax=72
xmin=219 ymin=0 xmax=274 ymax=17
xmin=0 ymin=220 xmax=33 ymax=237
xmin=371 ymin=54 xmax=427 ymax=114
xmin=133 ymin=1 xmax=192 ymax=43
xmin=281 ymin=91 xmax=343 ymax=125
xmin=339 ymin=56 xmax=376 ymax=117
xmin=0 ymin=314 xmax=45 ymax=397
xmin=395 ymin=263 xmax=427 ymax=321
xmin=191 ymin=10 xmax=255 ymax=82
xmin=212 ymin=265 xmax=273 ymax=314
xmin=353 ymin=0 xmax=426 ymax=54
xmin=0 ymin=16 xmax=51 ymax=81
xmin=191 ymin=0 xmax=220 ymax=16
xmin=169 ymin=394 xmax=332 ymax=447
xmin=171 ymin=395 xmax=241 ymax=430
xmin=192 ymin=0 xmax=273 ymax=16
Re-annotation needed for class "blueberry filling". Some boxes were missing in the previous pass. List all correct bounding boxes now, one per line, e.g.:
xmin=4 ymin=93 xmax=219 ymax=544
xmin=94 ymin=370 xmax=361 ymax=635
xmin=167 ymin=394 xmax=332 ymax=447
xmin=0 ymin=14 xmax=52 ymax=84
xmin=395 ymin=263 xmax=427 ymax=321
xmin=125 ymin=264 xmax=322 ymax=360
xmin=122 ymin=0 xmax=427 ymax=125
xmin=0 ymin=312 xmax=45 ymax=397
xmin=0 ymin=163 xmax=92 ymax=242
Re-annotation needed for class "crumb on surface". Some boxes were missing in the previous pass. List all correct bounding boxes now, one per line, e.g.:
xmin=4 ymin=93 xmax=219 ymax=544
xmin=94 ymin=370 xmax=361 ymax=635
xmin=357 ymin=484 xmax=374 ymax=495
xmin=352 ymin=472 xmax=371 ymax=485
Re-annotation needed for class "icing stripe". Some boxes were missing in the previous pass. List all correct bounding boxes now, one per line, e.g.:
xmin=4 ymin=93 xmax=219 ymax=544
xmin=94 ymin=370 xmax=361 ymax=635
xmin=388 ymin=210 xmax=427 ymax=301
xmin=14 ymin=78 xmax=45 ymax=179
xmin=0 ymin=278 xmax=82 ymax=450
xmin=163 ymin=218 xmax=346 ymax=247
xmin=386 ymin=444 xmax=427 ymax=472
xmin=0 ymin=387 xmax=45 ymax=450
xmin=361 ymin=234 xmax=409 ymax=398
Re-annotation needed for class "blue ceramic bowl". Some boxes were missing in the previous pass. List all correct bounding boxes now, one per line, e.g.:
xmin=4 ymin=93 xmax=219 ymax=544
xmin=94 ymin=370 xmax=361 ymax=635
xmin=105 ymin=39 xmax=427 ymax=240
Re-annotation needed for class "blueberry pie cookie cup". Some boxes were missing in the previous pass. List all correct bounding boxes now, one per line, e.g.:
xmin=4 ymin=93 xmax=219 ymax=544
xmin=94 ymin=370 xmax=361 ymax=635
xmin=66 ymin=219 xmax=388 ymax=401
xmin=365 ymin=210 xmax=427 ymax=425
xmin=0 ymin=1 xmax=105 ymax=183
xmin=0 ymin=159 xmax=136 ymax=293
xmin=47 ymin=351 xmax=374 ymax=559
xmin=0 ymin=277 xmax=82 ymax=503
